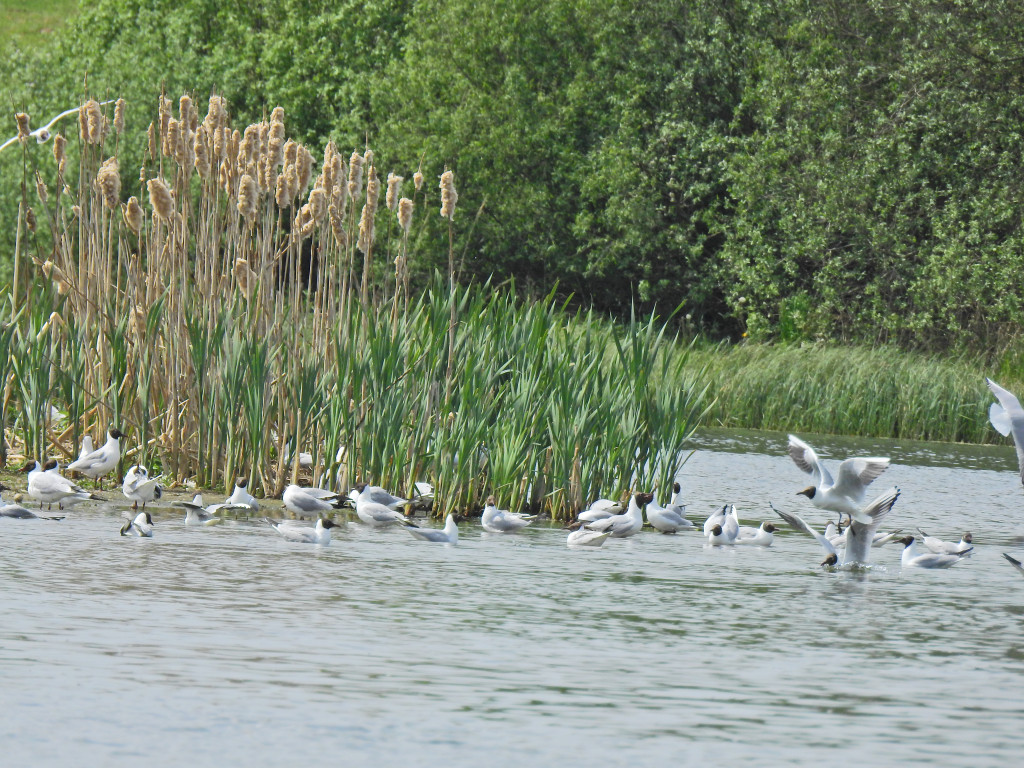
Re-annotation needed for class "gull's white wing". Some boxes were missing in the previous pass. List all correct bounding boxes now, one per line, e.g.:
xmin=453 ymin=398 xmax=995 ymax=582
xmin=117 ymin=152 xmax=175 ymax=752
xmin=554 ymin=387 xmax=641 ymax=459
xmin=987 ymin=378 xmax=1024 ymax=487
xmin=788 ymin=435 xmax=831 ymax=487
xmin=832 ymin=457 xmax=889 ymax=499
xmin=771 ymin=504 xmax=836 ymax=556
xmin=843 ymin=487 xmax=900 ymax=565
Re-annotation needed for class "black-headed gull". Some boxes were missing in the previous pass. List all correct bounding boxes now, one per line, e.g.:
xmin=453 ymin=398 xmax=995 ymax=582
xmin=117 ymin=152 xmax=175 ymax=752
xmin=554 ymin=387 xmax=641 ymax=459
xmin=122 ymin=465 xmax=162 ymax=511
xmin=788 ymin=434 xmax=890 ymax=524
xmin=226 ymin=477 xmax=259 ymax=510
xmin=21 ymin=459 xmax=103 ymax=509
xmin=0 ymin=482 xmax=62 ymax=520
xmin=67 ymin=428 xmax=125 ymax=489
xmin=576 ymin=498 xmax=623 ymax=523
xmin=349 ymin=483 xmax=409 ymax=511
xmin=120 ymin=511 xmax=154 ymax=537
xmin=350 ymin=486 xmax=416 ymax=527
xmin=986 ymin=378 xmax=1024 ymax=488
xmin=584 ymin=492 xmax=652 ymax=538
xmin=735 ymin=521 xmax=776 ymax=546
xmin=407 ymin=514 xmax=458 ymax=543
xmin=916 ymin=529 xmax=973 ymax=555
xmin=480 ymin=496 xmax=535 ymax=533
xmin=567 ymin=526 xmax=612 ymax=547
xmin=647 ymin=484 xmax=695 ymax=533
xmin=282 ymin=484 xmax=345 ymax=516
xmin=267 ymin=517 xmax=338 ymax=545
xmin=897 ymin=536 xmax=972 ymax=568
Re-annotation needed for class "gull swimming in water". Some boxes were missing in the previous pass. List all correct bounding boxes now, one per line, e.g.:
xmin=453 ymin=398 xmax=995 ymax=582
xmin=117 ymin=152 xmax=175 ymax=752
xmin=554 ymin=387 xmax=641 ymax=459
xmin=67 ymin=428 xmax=125 ymax=489
xmin=175 ymin=494 xmax=251 ymax=525
xmin=735 ymin=521 xmax=776 ymax=546
xmin=120 ymin=511 xmax=154 ymax=537
xmin=585 ymin=492 xmax=652 ymax=538
xmin=576 ymin=498 xmax=623 ymax=524
xmin=122 ymin=465 xmax=163 ymax=511
xmin=350 ymin=486 xmax=417 ymax=527
xmin=647 ymin=484 xmax=695 ymax=533
xmin=986 ymin=378 xmax=1024 ymax=488
xmin=567 ymin=526 xmax=612 ymax=547
xmin=897 ymin=536 xmax=972 ymax=569
xmin=349 ymin=483 xmax=410 ymax=512
xmin=407 ymin=514 xmax=458 ymax=544
xmin=916 ymin=529 xmax=973 ymax=555
xmin=282 ymin=484 xmax=345 ymax=517
xmin=787 ymin=434 xmax=890 ymax=524
xmin=267 ymin=517 xmax=338 ymax=545
xmin=480 ymin=495 xmax=535 ymax=533
xmin=773 ymin=487 xmax=901 ymax=567
xmin=225 ymin=477 xmax=259 ymax=510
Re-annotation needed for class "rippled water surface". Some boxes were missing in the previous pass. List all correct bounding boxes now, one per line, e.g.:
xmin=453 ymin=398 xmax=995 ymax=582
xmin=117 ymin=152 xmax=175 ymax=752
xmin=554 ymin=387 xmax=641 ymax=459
xmin=3 ymin=429 xmax=1024 ymax=766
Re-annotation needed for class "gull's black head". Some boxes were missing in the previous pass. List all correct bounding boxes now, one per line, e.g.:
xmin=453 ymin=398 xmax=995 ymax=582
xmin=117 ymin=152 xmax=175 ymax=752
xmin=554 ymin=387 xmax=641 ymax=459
xmin=821 ymin=553 xmax=839 ymax=567
xmin=797 ymin=487 xmax=816 ymax=499
xmin=235 ymin=476 xmax=248 ymax=488
xmin=896 ymin=536 xmax=914 ymax=547
xmin=635 ymin=492 xmax=655 ymax=506
xmin=711 ymin=525 xmax=723 ymax=536
xmin=43 ymin=458 xmax=58 ymax=471
xmin=109 ymin=428 xmax=126 ymax=440
xmin=19 ymin=460 xmax=37 ymax=473
xmin=322 ymin=519 xmax=338 ymax=529
xmin=763 ymin=523 xmax=777 ymax=533
xmin=673 ymin=482 xmax=681 ymax=494
xmin=963 ymin=532 xmax=973 ymax=544
xmin=143 ymin=512 xmax=154 ymax=526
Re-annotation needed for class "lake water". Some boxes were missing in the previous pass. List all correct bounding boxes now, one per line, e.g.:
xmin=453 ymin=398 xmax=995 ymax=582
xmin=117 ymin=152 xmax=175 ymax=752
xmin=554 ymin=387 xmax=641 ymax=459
xmin=2 ymin=428 xmax=1023 ymax=766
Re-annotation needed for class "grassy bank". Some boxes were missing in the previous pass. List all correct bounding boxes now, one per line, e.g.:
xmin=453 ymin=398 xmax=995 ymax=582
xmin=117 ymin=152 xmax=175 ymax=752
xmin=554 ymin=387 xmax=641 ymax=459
xmin=689 ymin=341 xmax=1004 ymax=445
xmin=0 ymin=0 xmax=77 ymax=48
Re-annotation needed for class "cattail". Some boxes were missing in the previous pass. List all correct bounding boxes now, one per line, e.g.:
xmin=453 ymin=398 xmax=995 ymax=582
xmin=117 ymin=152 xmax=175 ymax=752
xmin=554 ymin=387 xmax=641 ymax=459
xmin=35 ymin=172 xmax=47 ymax=206
xmin=204 ymin=95 xmax=227 ymax=135
xmin=397 ymin=197 xmax=413 ymax=233
xmin=41 ymin=260 xmax=72 ymax=295
xmin=275 ymin=170 xmax=294 ymax=209
xmin=439 ymin=170 xmax=458 ymax=220
xmin=385 ymin=173 xmax=403 ymax=212
xmin=321 ymin=142 xmax=337 ymax=190
xmin=147 ymin=177 xmax=174 ymax=221
xmin=15 ymin=113 xmax=30 ymax=141
xmin=328 ymin=203 xmax=347 ymax=248
xmin=178 ymin=94 xmax=193 ymax=131
xmin=53 ymin=133 xmax=66 ymax=172
xmin=78 ymin=103 xmax=89 ymax=143
xmin=164 ymin=117 xmax=178 ymax=158
xmin=71 ymin=204 xmax=81 ymax=218
xmin=124 ymin=196 xmax=144 ymax=235
xmin=364 ymin=149 xmax=374 ymax=168
xmin=234 ymin=258 xmax=257 ymax=297
xmin=86 ymin=100 xmax=103 ymax=145
xmin=128 ymin=304 xmax=147 ymax=340
xmin=296 ymin=204 xmax=316 ymax=238
xmin=357 ymin=167 xmax=380 ymax=253
xmin=239 ymin=123 xmax=258 ymax=168
xmin=348 ymin=152 xmax=364 ymax=200
xmin=238 ymin=173 xmax=259 ymax=221
xmin=413 ymin=169 xmax=424 ymax=191
xmin=194 ymin=127 xmax=211 ymax=178
xmin=96 ymin=157 xmax=121 ymax=209
xmin=25 ymin=207 xmax=36 ymax=233
xmin=114 ymin=98 xmax=126 ymax=134
xmin=159 ymin=95 xmax=172 ymax=142
xmin=268 ymin=107 xmax=285 ymax=167
xmin=213 ymin=125 xmax=227 ymax=160
xmin=297 ymin=146 xmax=313 ymax=193
xmin=308 ymin=187 xmax=327 ymax=222
xmin=147 ymin=121 xmax=158 ymax=161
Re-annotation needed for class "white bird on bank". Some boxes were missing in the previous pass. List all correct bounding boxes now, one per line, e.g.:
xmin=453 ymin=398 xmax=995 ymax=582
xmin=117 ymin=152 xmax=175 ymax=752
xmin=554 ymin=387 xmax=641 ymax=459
xmin=481 ymin=495 xmax=535 ymax=533
xmin=76 ymin=435 xmax=94 ymax=464
xmin=282 ymin=484 xmax=345 ymax=517
xmin=122 ymin=465 xmax=162 ymax=511
xmin=773 ymin=487 xmax=901 ymax=567
xmin=735 ymin=522 xmax=776 ymax=546
xmin=898 ymin=536 xmax=972 ymax=569
xmin=350 ymin=486 xmax=415 ymax=527
xmin=585 ymin=492 xmax=652 ymax=538
xmin=0 ymin=483 xmax=62 ymax=520
xmin=647 ymin=484 xmax=695 ymax=533
xmin=0 ymin=100 xmax=116 ymax=153
xmin=986 ymin=378 xmax=1024 ymax=488
xmin=787 ymin=434 xmax=890 ymax=524
xmin=67 ymin=428 xmax=125 ymax=489
xmin=267 ymin=517 xmax=338 ymax=545
xmin=407 ymin=514 xmax=458 ymax=544
xmin=21 ymin=459 xmax=102 ymax=509
xmin=226 ymin=477 xmax=259 ymax=510
xmin=916 ymin=529 xmax=973 ymax=555
xmin=120 ymin=511 xmax=154 ymax=537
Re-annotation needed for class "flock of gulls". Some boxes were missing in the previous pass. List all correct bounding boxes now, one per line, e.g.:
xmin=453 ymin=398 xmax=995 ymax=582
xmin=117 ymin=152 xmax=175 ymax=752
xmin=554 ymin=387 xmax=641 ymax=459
xmin=4 ymin=378 xmax=1024 ymax=576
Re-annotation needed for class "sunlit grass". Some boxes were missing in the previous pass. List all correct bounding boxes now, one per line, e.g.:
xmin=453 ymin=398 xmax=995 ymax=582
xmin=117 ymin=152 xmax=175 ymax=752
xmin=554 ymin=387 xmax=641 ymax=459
xmin=0 ymin=0 xmax=77 ymax=49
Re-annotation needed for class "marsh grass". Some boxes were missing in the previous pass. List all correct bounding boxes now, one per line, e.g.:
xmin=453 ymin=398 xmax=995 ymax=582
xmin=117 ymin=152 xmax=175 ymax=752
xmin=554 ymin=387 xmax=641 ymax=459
xmin=2 ymin=91 xmax=709 ymax=518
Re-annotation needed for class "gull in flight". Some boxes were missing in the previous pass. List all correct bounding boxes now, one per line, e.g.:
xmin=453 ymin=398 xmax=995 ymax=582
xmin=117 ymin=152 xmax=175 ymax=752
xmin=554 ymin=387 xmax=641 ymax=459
xmin=773 ymin=487 xmax=901 ymax=567
xmin=897 ymin=536 xmax=972 ymax=569
xmin=787 ymin=434 xmax=890 ymax=524
xmin=986 ymin=378 xmax=1024 ymax=488
xmin=120 ymin=511 xmax=154 ymax=537
xmin=0 ymin=100 xmax=116 ymax=152
xmin=67 ymin=428 xmax=125 ymax=489
xmin=480 ymin=495 xmax=535 ymax=533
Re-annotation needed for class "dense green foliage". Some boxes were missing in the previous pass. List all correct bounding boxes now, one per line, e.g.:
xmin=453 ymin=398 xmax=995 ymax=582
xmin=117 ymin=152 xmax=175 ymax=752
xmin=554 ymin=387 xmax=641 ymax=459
xmin=3 ymin=0 xmax=1024 ymax=351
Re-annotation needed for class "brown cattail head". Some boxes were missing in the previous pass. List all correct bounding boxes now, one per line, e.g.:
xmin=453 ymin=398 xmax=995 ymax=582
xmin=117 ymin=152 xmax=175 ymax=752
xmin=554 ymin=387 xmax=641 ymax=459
xmin=204 ymin=95 xmax=227 ymax=136
xmin=124 ymin=196 xmax=144 ymax=235
xmin=238 ymin=173 xmax=259 ymax=221
xmin=147 ymin=121 xmax=158 ymax=161
xmin=194 ymin=127 xmax=211 ymax=179
xmin=178 ymin=94 xmax=193 ymax=131
xmin=35 ymin=172 xmax=48 ymax=206
xmin=147 ymin=177 xmax=174 ymax=221
xmin=96 ymin=157 xmax=121 ymax=210
xmin=440 ymin=170 xmax=458 ymax=220
xmin=348 ymin=151 xmax=364 ymax=200
xmin=385 ymin=173 xmax=403 ymax=212
xmin=164 ymin=117 xmax=179 ymax=158
xmin=308 ymin=187 xmax=327 ymax=222
xmin=233 ymin=257 xmax=258 ymax=298
xmin=297 ymin=146 xmax=313 ymax=193
xmin=414 ymin=169 xmax=424 ymax=191
xmin=328 ymin=203 xmax=347 ymax=248
xmin=53 ymin=133 xmax=66 ymax=172
xmin=41 ymin=260 xmax=72 ymax=295
xmin=25 ymin=207 xmax=36 ymax=233
xmin=159 ymin=94 xmax=172 ymax=142
xmin=86 ymin=100 xmax=104 ymax=145
xmin=15 ymin=113 xmax=30 ymax=141
xmin=78 ymin=103 xmax=90 ymax=143
xmin=114 ymin=98 xmax=126 ymax=134
xmin=397 ymin=197 xmax=413 ymax=233
xmin=357 ymin=167 xmax=380 ymax=254
xmin=268 ymin=107 xmax=286 ymax=167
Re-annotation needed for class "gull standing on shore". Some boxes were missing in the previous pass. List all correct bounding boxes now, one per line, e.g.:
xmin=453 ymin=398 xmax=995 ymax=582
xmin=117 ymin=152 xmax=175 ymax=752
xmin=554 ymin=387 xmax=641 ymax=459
xmin=67 ymin=428 xmax=125 ymax=489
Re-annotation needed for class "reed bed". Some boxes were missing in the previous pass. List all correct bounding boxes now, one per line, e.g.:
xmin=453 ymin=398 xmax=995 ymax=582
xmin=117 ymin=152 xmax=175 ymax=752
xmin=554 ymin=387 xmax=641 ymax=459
xmin=2 ymin=92 xmax=710 ymax=518
xmin=690 ymin=342 xmax=1000 ymax=444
